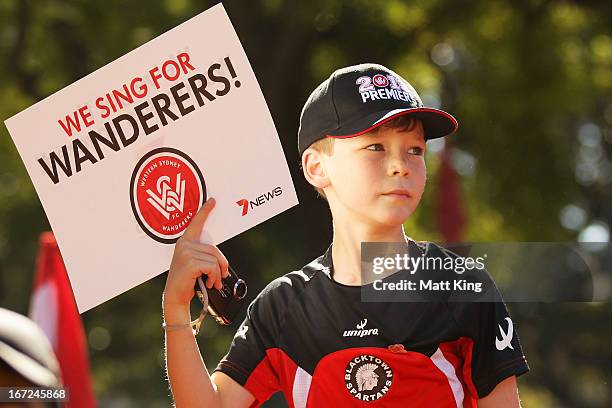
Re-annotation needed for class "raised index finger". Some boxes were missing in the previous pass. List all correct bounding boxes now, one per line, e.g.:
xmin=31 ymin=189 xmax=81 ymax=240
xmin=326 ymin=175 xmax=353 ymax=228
xmin=181 ymin=197 xmax=215 ymax=241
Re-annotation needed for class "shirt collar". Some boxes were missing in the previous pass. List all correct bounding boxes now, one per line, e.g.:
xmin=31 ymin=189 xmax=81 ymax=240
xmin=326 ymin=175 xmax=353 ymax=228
xmin=316 ymin=237 xmax=424 ymax=281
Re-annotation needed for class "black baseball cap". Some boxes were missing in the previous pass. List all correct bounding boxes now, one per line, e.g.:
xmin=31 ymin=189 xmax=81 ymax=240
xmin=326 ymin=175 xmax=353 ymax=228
xmin=298 ymin=63 xmax=458 ymax=156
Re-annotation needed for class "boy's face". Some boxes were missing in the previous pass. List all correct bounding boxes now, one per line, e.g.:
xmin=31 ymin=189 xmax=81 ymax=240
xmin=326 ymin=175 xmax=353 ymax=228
xmin=322 ymin=121 xmax=427 ymax=228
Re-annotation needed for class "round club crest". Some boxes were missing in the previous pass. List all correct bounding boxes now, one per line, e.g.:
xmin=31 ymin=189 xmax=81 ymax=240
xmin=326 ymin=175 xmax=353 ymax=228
xmin=130 ymin=147 xmax=206 ymax=244
xmin=344 ymin=354 xmax=393 ymax=402
xmin=372 ymin=74 xmax=390 ymax=88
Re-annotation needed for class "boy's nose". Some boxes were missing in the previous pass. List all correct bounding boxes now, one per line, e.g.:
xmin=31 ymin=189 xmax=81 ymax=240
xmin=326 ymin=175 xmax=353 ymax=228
xmin=387 ymin=155 xmax=411 ymax=176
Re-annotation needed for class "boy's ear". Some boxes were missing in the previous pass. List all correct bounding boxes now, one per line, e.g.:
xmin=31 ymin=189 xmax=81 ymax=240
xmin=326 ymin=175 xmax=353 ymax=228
xmin=301 ymin=147 xmax=331 ymax=190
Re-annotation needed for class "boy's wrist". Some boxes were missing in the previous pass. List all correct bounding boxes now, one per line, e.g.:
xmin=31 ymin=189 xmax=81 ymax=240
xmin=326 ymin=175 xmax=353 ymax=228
xmin=162 ymin=296 xmax=192 ymax=325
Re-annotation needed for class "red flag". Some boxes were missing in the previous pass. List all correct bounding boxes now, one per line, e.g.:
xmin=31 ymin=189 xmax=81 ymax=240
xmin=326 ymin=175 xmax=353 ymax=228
xmin=29 ymin=232 xmax=96 ymax=408
xmin=437 ymin=145 xmax=467 ymax=243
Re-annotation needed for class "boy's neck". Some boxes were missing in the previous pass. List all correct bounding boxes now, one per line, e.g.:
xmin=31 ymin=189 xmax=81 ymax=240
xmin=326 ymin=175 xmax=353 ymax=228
xmin=330 ymin=220 xmax=409 ymax=286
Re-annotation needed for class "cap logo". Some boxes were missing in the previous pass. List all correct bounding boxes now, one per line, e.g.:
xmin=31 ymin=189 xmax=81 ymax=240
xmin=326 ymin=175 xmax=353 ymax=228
xmin=355 ymin=73 xmax=419 ymax=106
xmin=372 ymin=74 xmax=389 ymax=87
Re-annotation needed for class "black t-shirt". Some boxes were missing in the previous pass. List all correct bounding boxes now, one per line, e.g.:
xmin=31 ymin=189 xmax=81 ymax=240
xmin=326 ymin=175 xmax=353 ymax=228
xmin=214 ymin=240 xmax=529 ymax=407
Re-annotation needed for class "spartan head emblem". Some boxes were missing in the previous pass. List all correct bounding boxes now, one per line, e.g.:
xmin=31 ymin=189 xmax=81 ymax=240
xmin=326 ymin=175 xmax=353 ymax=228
xmin=345 ymin=355 xmax=393 ymax=401
xmin=355 ymin=363 xmax=379 ymax=391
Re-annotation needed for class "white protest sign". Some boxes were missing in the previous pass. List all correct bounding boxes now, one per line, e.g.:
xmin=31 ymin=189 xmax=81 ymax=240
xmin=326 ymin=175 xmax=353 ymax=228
xmin=4 ymin=4 xmax=298 ymax=313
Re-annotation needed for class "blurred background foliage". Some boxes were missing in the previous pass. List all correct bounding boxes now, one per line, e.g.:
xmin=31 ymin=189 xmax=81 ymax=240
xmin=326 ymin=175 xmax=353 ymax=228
xmin=1 ymin=0 xmax=612 ymax=406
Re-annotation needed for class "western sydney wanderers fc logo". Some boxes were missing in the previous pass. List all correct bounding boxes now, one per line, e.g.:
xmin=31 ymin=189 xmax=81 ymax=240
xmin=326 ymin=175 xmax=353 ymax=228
xmin=130 ymin=148 xmax=206 ymax=243
xmin=147 ymin=174 xmax=185 ymax=219
xmin=345 ymin=355 xmax=393 ymax=402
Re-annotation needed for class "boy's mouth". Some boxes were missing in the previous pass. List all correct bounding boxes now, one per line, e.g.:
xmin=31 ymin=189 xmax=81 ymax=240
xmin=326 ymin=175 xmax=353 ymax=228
xmin=382 ymin=189 xmax=412 ymax=199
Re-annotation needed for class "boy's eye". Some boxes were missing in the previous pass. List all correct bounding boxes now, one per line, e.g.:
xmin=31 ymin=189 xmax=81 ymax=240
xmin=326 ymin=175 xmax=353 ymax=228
xmin=409 ymin=147 xmax=425 ymax=156
xmin=366 ymin=143 xmax=384 ymax=151
xmin=365 ymin=144 xmax=425 ymax=155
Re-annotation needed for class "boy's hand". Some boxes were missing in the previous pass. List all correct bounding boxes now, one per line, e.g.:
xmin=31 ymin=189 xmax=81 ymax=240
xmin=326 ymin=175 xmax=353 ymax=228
xmin=163 ymin=197 xmax=230 ymax=317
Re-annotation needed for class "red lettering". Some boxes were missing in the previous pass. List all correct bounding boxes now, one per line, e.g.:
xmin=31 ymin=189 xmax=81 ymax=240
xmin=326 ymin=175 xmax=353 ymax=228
xmin=95 ymin=97 xmax=111 ymax=119
xmin=177 ymin=52 xmax=195 ymax=73
xmin=111 ymin=85 xmax=134 ymax=110
xmin=162 ymin=60 xmax=181 ymax=81
xmin=58 ymin=112 xmax=80 ymax=137
xmin=149 ymin=53 xmax=197 ymax=89
xmin=58 ymin=105 xmax=93 ymax=137
xmin=130 ymin=77 xmax=148 ymax=98
xmin=106 ymin=93 xmax=117 ymax=114
xmin=80 ymin=106 xmax=94 ymax=127
xmin=149 ymin=67 xmax=163 ymax=89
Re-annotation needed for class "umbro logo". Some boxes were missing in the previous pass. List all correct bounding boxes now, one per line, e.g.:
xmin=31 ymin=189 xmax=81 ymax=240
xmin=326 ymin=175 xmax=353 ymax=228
xmin=495 ymin=317 xmax=514 ymax=351
xmin=343 ymin=318 xmax=379 ymax=338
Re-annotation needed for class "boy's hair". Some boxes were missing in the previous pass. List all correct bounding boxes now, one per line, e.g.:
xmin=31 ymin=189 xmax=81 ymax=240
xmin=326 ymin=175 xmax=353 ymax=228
xmin=307 ymin=115 xmax=419 ymax=201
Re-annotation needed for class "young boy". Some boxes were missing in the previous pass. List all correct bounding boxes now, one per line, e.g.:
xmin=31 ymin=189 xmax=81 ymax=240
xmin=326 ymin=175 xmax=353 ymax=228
xmin=162 ymin=63 xmax=529 ymax=407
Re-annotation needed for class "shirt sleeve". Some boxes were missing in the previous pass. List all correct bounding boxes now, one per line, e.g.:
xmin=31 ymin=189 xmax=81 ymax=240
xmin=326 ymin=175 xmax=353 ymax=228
xmin=428 ymin=242 xmax=529 ymax=397
xmin=213 ymin=277 xmax=292 ymax=406
xmin=450 ymin=298 xmax=530 ymax=398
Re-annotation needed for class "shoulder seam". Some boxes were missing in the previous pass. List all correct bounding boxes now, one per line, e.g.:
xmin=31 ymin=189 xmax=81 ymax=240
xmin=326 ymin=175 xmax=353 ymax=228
xmin=276 ymin=271 xmax=318 ymax=348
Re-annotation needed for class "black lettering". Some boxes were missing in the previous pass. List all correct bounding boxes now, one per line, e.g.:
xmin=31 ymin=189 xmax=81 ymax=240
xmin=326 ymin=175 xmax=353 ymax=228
xmin=187 ymin=73 xmax=215 ymax=106
xmin=224 ymin=57 xmax=238 ymax=78
xmin=273 ymin=186 xmax=282 ymax=196
xmin=134 ymin=100 xmax=159 ymax=135
xmin=113 ymin=114 xmax=140 ymax=147
xmin=170 ymin=82 xmax=195 ymax=116
xmin=73 ymin=138 xmax=98 ymax=172
xmin=208 ymin=63 xmax=231 ymax=96
xmin=88 ymin=123 xmax=120 ymax=160
xmin=151 ymin=93 xmax=179 ymax=126
xmin=264 ymin=190 xmax=274 ymax=201
xmin=38 ymin=146 xmax=72 ymax=184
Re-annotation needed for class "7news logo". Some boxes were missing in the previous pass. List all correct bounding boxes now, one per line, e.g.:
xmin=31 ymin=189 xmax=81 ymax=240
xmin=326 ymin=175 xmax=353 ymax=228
xmin=236 ymin=186 xmax=283 ymax=216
